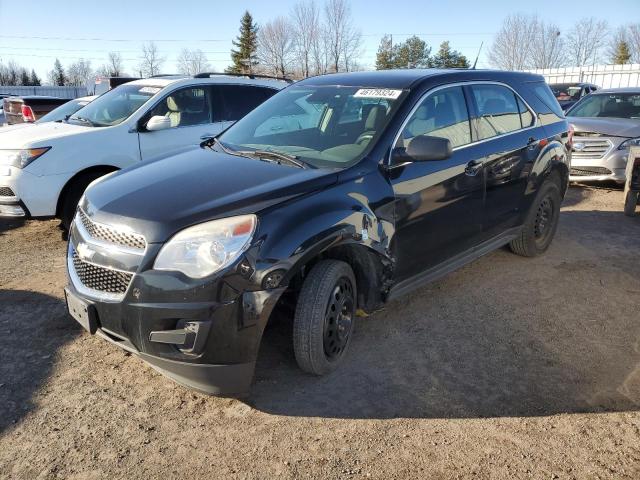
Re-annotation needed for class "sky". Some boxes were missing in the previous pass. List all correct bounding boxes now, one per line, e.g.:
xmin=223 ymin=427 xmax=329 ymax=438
xmin=0 ymin=0 xmax=638 ymax=80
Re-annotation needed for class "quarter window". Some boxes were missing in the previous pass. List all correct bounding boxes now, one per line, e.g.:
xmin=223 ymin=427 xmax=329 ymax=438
xmin=400 ymin=86 xmax=471 ymax=148
xmin=517 ymin=96 xmax=535 ymax=128
xmin=146 ymin=87 xmax=211 ymax=128
xmin=470 ymin=84 xmax=523 ymax=140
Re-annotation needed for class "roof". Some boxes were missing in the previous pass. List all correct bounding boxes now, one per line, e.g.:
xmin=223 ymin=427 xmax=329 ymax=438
xmin=127 ymin=74 xmax=289 ymax=90
xmin=592 ymin=87 xmax=640 ymax=94
xmin=297 ymin=69 xmax=544 ymax=89
xmin=549 ymin=82 xmax=597 ymax=87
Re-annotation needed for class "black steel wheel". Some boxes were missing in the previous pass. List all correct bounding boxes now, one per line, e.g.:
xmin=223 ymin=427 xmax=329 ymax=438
xmin=293 ymin=260 xmax=357 ymax=375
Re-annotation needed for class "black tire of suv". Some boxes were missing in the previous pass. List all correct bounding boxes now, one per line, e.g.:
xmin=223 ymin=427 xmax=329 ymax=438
xmin=624 ymin=190 xmax=638 ymax=217
xmin=60 ymin=173 xmax=105 ymax=230
xmin=293 ymin=260 xmax=357 ymax=376
xmin=510 ymin=178 xmax=562 ymax=257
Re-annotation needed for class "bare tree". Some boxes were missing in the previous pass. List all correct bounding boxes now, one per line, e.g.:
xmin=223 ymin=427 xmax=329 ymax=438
xmin=139 ymin=42 xmax=165 ymax=77
xmin=488 ymin=14 xmax=538 ymax=70
xmin=566 ymin=18 xmax=609 ymax=66
xmin=530 ymin=20 xmax=565 ymax=69
xmin=176 ymin=48 xmax=211 ymax=75
xmin=623 ymin=24 xmax=640 ymax=63
xmin=67 ymin=59 xmax=93 ymax=87
xmin=324 ymin=0 xmax=361 ymax=72
xmin=258 ymin=17 xmax=295 ymax=77
xmin=290 ymin=0 xmax=321 ymax=78
xmin=106 ymin=52 xmax=124 ymax=76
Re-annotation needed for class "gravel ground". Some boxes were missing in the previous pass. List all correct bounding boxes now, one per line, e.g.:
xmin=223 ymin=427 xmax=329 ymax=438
xmin=1 ymin=185 xmax=639 ymax=479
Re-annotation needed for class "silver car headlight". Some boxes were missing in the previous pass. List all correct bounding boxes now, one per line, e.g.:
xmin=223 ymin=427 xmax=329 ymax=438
xmin=154 ymin=215 xmax=257 ymax=279
xmin=0 ymin=148 xmax=51 ymax=168
xmin=618 ymin=137 xmax=640 ymax=150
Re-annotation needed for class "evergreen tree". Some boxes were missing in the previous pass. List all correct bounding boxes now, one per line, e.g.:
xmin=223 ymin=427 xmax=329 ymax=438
xmin=19 ymin=69 xmax=30 ymax=86
xmin=431 ymin=41 xmax=469 ymax=68
xmin=375 ymin=35 xmax=395 ymax=70
xmin=612 ymin=40 xmax=631 ymax=64
xmin=30 ymin=69 xmax=41 ymax=86
xmin=395 ymin=36 xmax=431 ymax=68
xmin=226 ymin=11 xmax=259 ymax=74
xmin=51 ymin=59 xmax=67 ymax=86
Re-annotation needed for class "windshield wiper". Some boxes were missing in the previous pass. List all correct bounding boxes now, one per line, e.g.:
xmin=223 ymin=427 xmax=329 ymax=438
xmin=241 ymin=149 xmax=310 ymax=169
xmin=68 ymin=116 xmax=98 ymax=127
xmin=210 ymin=138 xmax=311 ymax=169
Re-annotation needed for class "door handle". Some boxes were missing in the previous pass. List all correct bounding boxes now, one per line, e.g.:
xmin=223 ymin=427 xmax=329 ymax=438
xmin=465 ymin=159 xmax=484 ymax=176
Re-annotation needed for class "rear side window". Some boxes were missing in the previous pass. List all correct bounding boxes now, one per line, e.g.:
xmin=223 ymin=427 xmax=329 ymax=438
xmin=470 ymin=84 xmax=522 ymax=140
xmin=531 ymin=82 xmax=565 ymax=118
xmin=400 ymin=86 xmax=471 ymax=148
xmin=216 ymin=85 xmax=277 ymax=122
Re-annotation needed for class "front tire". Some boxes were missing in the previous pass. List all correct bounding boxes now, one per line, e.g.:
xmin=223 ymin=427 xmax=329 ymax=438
xmin=510 ymin=178 xmax=562 ymax=257
xmin=624 ymin=190 xmax=638 ymax=217
xmin=293 ymin=260 xmax=357 ymax=376
xmin=60 ymin=173 xmax=107 ymax=230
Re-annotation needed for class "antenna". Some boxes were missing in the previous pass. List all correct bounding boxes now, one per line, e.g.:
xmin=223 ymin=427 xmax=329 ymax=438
xmin=472 ymin=42 xmax=484 ymax=69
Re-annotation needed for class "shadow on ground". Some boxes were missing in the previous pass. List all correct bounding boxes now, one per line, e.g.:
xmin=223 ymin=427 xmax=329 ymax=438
xmin=0 ymin=290 xmax=79 ymax=433
xmin=0 ymin=218 xmax=25 ymax=235
xmin=249 ymin=208 xmax=640 ymax=419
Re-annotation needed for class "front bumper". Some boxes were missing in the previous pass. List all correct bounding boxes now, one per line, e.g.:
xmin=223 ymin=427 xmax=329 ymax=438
xmin=65 ymin=212 xmax=286 ymax=395
xmin=0 ymin=165 xmax=68 ymax=218
xmin=569 ymin=138 xmax=629 ymax=184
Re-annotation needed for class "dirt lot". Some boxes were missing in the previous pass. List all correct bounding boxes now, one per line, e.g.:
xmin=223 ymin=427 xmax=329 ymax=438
xmin=1 ymin=185 xmax=639 ymax=479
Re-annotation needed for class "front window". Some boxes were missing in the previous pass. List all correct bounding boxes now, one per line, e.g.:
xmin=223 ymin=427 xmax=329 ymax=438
xmin=68 ymin=84 xmax=160 ymax=127
xmin=567 ymin=93 xmax=640 ymax=119
xmin=219 ymin=85 xmax=406 ymax=168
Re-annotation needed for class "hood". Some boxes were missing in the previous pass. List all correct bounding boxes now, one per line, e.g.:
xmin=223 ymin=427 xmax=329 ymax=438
xmin=84 ymin=148 xmax=339 ymax=243
xmin=566 ymin=116 xmax=640 ymax=138
xmin=0 ymin=121 xmax=91 ymax=147
xmin=0 ymin=123 xmax=37 ymax=133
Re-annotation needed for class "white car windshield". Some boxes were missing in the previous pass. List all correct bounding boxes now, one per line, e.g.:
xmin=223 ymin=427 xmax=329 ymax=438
xmin=219 ymin=85 xmax=406 ymax=168
xmin=68 ymin=84 xmax=160 ymax=127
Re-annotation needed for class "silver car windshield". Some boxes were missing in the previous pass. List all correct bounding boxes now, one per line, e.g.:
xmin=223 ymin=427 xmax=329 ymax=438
xmin=568 ymin=93 xmax=640 ymax=119
xmin=219 ymin=85 xmax=406 ymax=169
xmin=68 ymin=84 xmax=160 ymax=127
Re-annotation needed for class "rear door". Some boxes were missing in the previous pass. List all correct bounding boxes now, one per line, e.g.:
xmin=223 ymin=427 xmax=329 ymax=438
xmin=466 ymin=83 xmax=546 ymax=239
xmin=389 ymin=85 xmax=485 ymax=281
xmin=214 ymin=84 xmax=278 ymax=129
xmin=138 ymin=86 xmax=224 ymax=161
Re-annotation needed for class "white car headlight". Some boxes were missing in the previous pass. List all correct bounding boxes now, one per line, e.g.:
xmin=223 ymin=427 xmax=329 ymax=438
xmin=618 ymin=137 xmax=640 ymax=150
xmin=154 ymin=215 xmax=257 ymax=279
xmin=0 ymin=147 xmax=51 ymax=168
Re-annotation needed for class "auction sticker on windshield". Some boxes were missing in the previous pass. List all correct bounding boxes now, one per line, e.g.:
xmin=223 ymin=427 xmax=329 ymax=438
xmin=354 ymin=88 xmax=403 ymax=99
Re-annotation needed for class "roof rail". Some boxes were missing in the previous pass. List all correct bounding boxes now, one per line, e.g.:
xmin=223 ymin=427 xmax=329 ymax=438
xmin=192 ymin=72 xmax=293 ymax=83
xmin=149 ymin=74 xmax=185 ymax=78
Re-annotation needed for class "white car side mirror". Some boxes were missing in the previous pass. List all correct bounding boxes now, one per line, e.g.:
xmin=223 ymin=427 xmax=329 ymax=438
xmin=146 ymin=115 xmax=172 ymax=132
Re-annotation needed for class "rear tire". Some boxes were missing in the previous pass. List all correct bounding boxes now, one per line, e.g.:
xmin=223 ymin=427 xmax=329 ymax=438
xmin=293 ymin=260 xmax=357 ymax=376
xmin=624 ymin=190 xmax=638 ymax=217
xmin=510 ymin=178 xmax=561 ymax=257
xmin=60 ymin=172 xmax=108 ymax=230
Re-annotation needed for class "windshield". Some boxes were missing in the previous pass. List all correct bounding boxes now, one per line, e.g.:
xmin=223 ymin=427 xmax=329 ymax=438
xmin=551 ymin=84 xmax=582 ymax=101
xmin=219 ymin=85 xmax=406 ymax=168
xmin=68 ymin=84 xmax=160 ymax=127
xmin=567 ymin=93 xmax=640 ymax=119
xmin=37 ymin=98 xmax=89 ymax=123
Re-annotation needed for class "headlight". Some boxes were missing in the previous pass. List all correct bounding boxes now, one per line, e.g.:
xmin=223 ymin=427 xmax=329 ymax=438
xmin=618 ymin=137 xmax=640 ymax=150
xmin=0 ymin=147 xmax=51 ymax=168
xmin=154 ymin=215 xmax=257 ymax=279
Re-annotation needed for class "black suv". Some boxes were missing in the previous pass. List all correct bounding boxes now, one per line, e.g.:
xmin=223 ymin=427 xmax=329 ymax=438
xmin=65 ymin=69 xmax=571 ymax=395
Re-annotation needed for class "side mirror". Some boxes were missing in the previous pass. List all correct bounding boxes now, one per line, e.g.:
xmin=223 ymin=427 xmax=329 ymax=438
xmin=145 ymin=115 xmax=172 ymax=132
xmin=392 ymin=135 xmax=452 ymax=164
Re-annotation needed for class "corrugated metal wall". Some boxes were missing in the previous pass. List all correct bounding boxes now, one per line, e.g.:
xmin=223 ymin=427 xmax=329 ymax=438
xmin=0 ymin=86 xmax=88 ymax=99
xmin=526 ymin=64 xmax=640 ymax=88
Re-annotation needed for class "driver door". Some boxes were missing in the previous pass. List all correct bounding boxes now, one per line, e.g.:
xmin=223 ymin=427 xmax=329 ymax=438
xmin=138 ymin=86 xmax=223 ymax=161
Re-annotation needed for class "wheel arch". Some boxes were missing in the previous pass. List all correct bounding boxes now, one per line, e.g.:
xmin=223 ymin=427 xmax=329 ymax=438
xmin=55 ymin=165 xmax=120 ymax=216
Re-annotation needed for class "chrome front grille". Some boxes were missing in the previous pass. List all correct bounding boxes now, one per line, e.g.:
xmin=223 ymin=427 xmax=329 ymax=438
xmin=77 ymin=209 xmax=146 ymax=251
xmin=71 ymin=247 xmax=133 ymax=295
xmin=571 ymin=139 xmax=613 ymax=160
xmin=0 ymin=186 xmax=15 ymax=197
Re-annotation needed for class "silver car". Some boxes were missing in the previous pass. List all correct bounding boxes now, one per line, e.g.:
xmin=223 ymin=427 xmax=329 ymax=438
xmin=566 ymin=88 xmax=640 ymax=184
